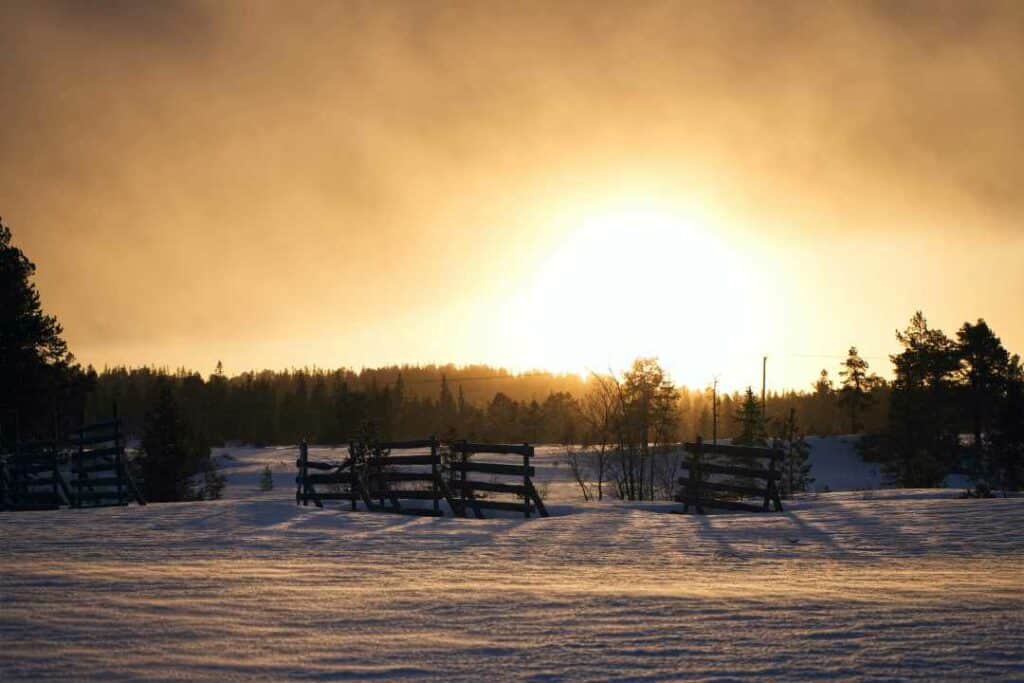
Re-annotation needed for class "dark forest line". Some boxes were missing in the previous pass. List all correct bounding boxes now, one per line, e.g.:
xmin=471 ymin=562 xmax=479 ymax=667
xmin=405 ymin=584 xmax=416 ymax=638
xmin=79 ymin=360 xmax=881 ymax=447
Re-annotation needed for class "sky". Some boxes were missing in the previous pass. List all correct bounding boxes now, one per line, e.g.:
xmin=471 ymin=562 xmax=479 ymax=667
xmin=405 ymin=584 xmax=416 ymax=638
xmin=2 ymin=0 xmax=1023 ymax=391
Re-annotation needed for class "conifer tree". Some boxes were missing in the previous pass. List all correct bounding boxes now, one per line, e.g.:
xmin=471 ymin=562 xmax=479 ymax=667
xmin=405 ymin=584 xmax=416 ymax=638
xmin=0 ymin=218 xmax=88 ymax=443
xmin=438 ymin=374 xmax=457 ymax=433
xmin=259 ymin=465 xmax=274 ymax=491
xmin=838 ymin=347 xmax=879 ymax=433
xmin=811 ymin=369 xmax=835 ymax=435
xmin=883 ymin=312 xmax=961 ymax=486
xmin=990 ymin=369 xmax=1024 ymax=492
xmin=773 ymin=408 xmax=814 ymax=496
xmin=139 ymin=380 xmax=211 ymax=501
xmin=202 ymin=459 xmax=226 ymax=500
xmin=956 ymin=319 xmax=1014 ymax=477
xmin=733 ymin=388 xmax=767 ymax=446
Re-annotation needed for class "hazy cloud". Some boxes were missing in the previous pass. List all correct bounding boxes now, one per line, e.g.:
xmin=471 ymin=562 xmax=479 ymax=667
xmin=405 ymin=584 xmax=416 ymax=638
xmin=2 ymin=0 xmax=1022 ymax=377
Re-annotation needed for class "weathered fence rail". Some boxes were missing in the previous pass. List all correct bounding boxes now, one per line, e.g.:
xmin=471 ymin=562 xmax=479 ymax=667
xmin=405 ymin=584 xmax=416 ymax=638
xmin=69 ymin=416 xmax=145 ymax=508
xmin=295 ymin=439 xmax=549 ymax=518
xmin=1 ymin=447 xmax=69 ymax=510
xmin=449 ymin=441 xmax=548 ymax=519
xmin=0 ymin=414 xmax=145 ymax=512
xmin=297 ymin=438 xmax=459 ymax=516
xmin=676 ymin=438 xmax=783 ymax=514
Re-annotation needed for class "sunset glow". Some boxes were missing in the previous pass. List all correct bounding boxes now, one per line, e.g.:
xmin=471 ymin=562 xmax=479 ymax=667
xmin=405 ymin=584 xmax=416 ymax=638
xmin=500 ymin=197 xmax=770 ymax=385
xmin=2 ymin=1 xmax=1023 ymax=391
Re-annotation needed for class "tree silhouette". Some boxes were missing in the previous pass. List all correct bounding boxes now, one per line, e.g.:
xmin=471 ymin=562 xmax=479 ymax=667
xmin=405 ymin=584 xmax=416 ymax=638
xmin=956 ymin=320 xmax=1014 ymax=475
xmin=139 ymin=379 xmax=211 ymax=502
xmin=838 ymin=347 xmax=879 ymax=433
xmin=733 ymin=388 xmax=767 ymax=446
xmin=883 ymin=312 xmax=961 ymax=486
xmin=0 ymin=218 xmax=89 ymax=444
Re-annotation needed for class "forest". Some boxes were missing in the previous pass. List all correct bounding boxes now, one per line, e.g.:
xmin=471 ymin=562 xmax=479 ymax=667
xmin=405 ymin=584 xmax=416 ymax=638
xmin=3 ymin=219 xmax=1022 ymax=496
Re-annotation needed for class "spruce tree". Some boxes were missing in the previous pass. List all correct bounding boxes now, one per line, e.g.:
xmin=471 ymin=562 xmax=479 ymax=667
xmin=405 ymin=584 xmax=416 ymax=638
xmin=259 ymin=465 xmax=274 ymax=491
xmin=990 ymin=369 xmax=1024 ymax=492
xmin=884 ymin=312 xmax=961 ymax=486
xmin=729 ymin=388 xmax=767 ymax=491
xmin=773 ymin=408 xmax=814 ymax=496
xmin=0 ymin=219 xmax=87 ymax=443
xmin=139 ymin=380 xmax=211 ymax=501
xmin=202 ymin=459 xmax=226 ymax=500
xmin=438 ymin=374 xmax=457 ymax=434
xmin=838 ymin=347 xmax=879 ymax=434
xmin=956 ymin=319 xmax=1014 ymax=478
xmin=732 ymin=388 xmax=767 ymax=446
xmin=811 ymin=369 xmax=835 ymax=435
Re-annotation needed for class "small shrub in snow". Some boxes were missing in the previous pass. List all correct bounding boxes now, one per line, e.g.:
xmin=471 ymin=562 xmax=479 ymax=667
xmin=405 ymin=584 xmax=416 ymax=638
xmin=202 ymin=460 xmax=226 ymax=500
xmin=961 ymin=481 xmax=995 ymax=499
xmin=260 ymin=465 xmax=274 ymax=491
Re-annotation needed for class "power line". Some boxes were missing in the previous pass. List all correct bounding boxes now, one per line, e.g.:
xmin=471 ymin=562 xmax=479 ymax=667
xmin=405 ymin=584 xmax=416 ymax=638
xmin=770 ymin=352 xmax=891 ymax=361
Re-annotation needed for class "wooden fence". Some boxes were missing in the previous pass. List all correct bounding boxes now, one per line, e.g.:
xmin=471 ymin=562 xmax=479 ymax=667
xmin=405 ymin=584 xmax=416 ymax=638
xmin=296 ymin=439 xmax=548 ymax=518
xmin=1 ymin=445 xmax=71 ymax=510
xmin=449 ymin=441 xmax=548 ymax=518
xmin=70 ymin=417 xmax=145 ymax=508
xmin=0 ymin=416 xmax=145 ymax=512
xmin=676 ymin=438 xmax=784 ymax=514
xmin=297 ymin=439 xmax=459 ymax=516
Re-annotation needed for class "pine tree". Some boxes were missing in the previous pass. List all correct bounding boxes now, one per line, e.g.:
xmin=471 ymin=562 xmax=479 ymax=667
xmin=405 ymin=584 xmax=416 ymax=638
xmin=0 ymin=218 xmax=88 ymax=444
xmin=438 ymin=374 xmax=457 ymax=434
xmin=956 ymin=319 xmax=1014 ymax=478
xmin=773 ymin=408 xmax=814 ymax=496
xmin=139 ymin=380 xmax=211 ymax=501
xmin=884 ymin=312 xmax=961 ymax=486
xmin=202 ymin=459 xmax=226 ymax=500
xmin=990 ymin=368 xmax=1024 ymax=492
xmin=811 ymin=369 xmax=835 ymax=435
xmin=521 ymin=399 xmax=542 ymax=443
xmin=259 ymin=465 xmax=274 ymax=491
xmin=733 ymin=388 xmax=767 ymax=446
xmin=838 ymin=347 xmax=879 ymax=433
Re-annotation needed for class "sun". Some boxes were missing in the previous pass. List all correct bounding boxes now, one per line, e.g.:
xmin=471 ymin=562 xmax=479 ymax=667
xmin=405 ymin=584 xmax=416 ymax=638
xmin=503 ymin=198 xmax=769 ymax=386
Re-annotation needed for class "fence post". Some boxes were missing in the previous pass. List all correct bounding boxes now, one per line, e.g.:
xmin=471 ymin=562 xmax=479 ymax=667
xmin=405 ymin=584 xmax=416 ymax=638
xmin=431 ymin=437 xmax=440 ymax=516
xmin=769 ymin=450 xmax=784 ymax=512
xmin=460 ymin=444 xmax=467 ymax=510
xmin=298 ymin=441 xmax=308 ymax=506
xmin=523 ymin=443 xmax=531 ymax=519
xmin=113 ymin=402 xmax=124 ymax=505
xmin=693 ymin=436 xmax=705 ymax=515
xmin=350 ymin=441 xmax=358 ymax=511
xmin=74 ymin=425 xmax=84 ymax=508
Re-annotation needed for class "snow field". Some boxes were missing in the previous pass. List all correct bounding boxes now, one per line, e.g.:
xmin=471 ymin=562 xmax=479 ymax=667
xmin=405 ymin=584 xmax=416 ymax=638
xmin=1 ymin=445 xmax=1021 ymax=681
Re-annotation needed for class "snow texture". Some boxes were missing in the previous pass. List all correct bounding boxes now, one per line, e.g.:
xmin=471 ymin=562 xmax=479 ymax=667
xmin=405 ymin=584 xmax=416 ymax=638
xmin=1 ymin=445 xmax=1022 ymax=681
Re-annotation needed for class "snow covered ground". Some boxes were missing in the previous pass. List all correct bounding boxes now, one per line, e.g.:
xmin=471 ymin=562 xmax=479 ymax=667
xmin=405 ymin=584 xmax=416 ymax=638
xmin=2 ymin=446 xmax=1022 ymax=681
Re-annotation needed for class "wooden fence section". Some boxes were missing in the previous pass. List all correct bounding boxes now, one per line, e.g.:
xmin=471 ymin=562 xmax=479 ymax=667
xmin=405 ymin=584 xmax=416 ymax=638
xmin=295 ymin=439 xmax=549 ymax=518
xmin=1 ymin=446 xmax=71 ymax=511
xmin=449 ymin=441 xmax=548 ymax=519
xmin=0 ymin=416 xmax=145 ymax=512
xmin=676 ymin=438 xmax=783 ymax=514
xmin=70 ymin=417 xmax=145 ymax=508
xmin=296 ymin=439 xmax=458 ymax=516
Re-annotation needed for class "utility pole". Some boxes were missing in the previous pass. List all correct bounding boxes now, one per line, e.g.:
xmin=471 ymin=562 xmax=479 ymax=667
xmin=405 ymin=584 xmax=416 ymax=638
xmin=761 ymin=355 xmax=767 ymax=418
xmin=712 ymin=376 xmax=719 ymax=445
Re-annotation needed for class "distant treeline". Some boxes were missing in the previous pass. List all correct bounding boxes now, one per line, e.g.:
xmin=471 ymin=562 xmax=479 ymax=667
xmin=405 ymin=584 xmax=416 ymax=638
xmin=3 ymin=219 xmax=1021 ymax=493
xmin=79 ymin=310 xmax=1023 ymax=492
xmin=79 ymin=360 xmax=882 ymax=447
